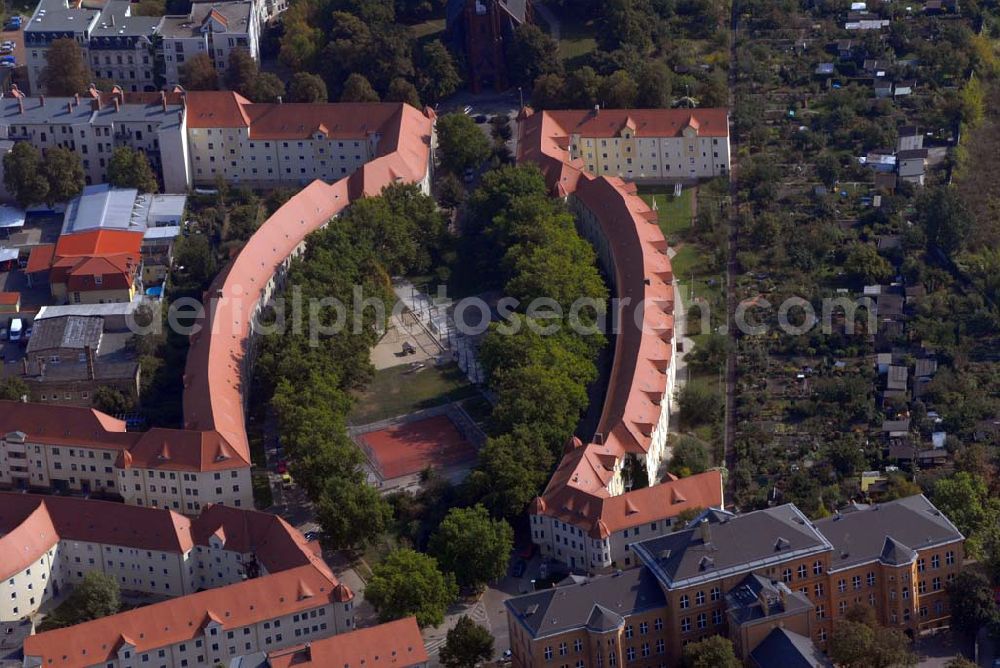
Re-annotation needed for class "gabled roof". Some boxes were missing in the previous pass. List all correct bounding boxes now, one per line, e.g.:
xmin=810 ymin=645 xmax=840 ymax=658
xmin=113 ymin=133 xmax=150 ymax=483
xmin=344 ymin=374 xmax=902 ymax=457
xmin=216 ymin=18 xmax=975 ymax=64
xmin=265 ymin=617 xmax=428 ymax=668
xmin=586 ymin=604 xmax=625 ymax=632
xmin=540 ymin=108 xmax=730 ymax=138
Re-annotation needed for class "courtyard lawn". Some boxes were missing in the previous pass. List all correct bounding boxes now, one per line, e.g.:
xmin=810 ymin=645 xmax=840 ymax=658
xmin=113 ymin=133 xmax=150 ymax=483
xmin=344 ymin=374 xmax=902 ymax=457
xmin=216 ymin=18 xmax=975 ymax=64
xmin=638 ymin=185 xmax=695 ymax=238
xmin=410 ymin=18 xmax=445 ymax=40
xmin=349 ymin=362 xmax=477 ymax=425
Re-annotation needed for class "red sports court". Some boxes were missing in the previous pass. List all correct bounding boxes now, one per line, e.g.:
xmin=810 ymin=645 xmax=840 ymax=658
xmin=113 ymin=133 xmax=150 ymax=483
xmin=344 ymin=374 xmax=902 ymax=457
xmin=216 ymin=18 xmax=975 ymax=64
xmin=359 ymin=415 xmax=477 ymax=481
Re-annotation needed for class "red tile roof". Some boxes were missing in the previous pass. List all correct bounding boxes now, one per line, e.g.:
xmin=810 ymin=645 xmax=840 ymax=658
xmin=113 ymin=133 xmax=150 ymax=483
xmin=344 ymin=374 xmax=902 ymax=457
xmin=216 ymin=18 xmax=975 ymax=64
xmin=0 ymin=101 xmax=434 ymax=483
xmin=266 ymin=617 xmax=429 ymax=668
xmin=25 ymin=243 xmax=55 ymax=274
xmin=517 ymin=108 xmax=726 ymax=537
xmin=0 ymin=291 xmax=20 ymax=305
xmin=54 ymin=229 xmax=143 ymax=257
xmin=23 ymin=564 xmax=339 ymax=668
xmin=0 ymin=493 xmax=328 ymax=582
xmin=541 ymin=108 xmax=730 ymax=138
xmin=181 ymin=102 xmax=433 ymax=463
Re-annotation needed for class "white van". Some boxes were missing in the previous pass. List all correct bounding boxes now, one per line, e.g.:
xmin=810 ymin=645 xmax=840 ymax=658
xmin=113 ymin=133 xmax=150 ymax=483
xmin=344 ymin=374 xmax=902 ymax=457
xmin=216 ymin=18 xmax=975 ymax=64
xmin=9 ymin=318 xmax=22 ymax=342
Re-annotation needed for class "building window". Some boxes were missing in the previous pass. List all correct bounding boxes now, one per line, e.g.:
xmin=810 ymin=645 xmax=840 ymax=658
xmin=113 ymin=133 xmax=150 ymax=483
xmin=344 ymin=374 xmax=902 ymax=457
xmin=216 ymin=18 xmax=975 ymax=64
xmin=710 ymin=586 xmax=721 ymax=601
xmin=782 ymin=568 xmax=793 ymax=583
xmin=624 ymin=626 xmax=632 ymax=640
xmin=816 ymin=605 xmax=825 ymax=620
xmin=932 ymin=577 xmax=941 ymax=591
xmin=559 ymin=642 xmax=567 ymax=656
xmin=838 ymin=579 xmax=846 ymax=593
xmin=695 ymin=591 xmax=705 ymax=606
xmin=626 ymin=647 xmax=635 ymax=662
xmin=917 ymin=558 xmax=925 ymax=572
xmin=638 ymin=622 xmax=647 ymax=635
xmin=814 ymin=583 xmax=824 ymax=597
xmin=813 ymin=560 xmax=823 ymax=575
xmin=680 ymin=595 xmax=689 ymax=609
xmin=712 ymin=609 xmax=723 ymax=626
xmin=696 ymin=613 xmax=707 ymax=629
xmin=931 ymin=555 xmax=940 ymax=569
xmin=654 ymin=618 xmax=663 ymax=631
xmin=867 ymin=572 xmax=876 ymax=587
xmin=544 ymin=647 xmax=553 ymax=661
xmin=945 ymin=551 xmax=955 ymax=565
xmin=680 ymin=617 xmax=691 ymax=633
xmin=852 ymin=575 xmax=862 ymax=590
xmin=797 ymin=564 xmax=807 ymax=579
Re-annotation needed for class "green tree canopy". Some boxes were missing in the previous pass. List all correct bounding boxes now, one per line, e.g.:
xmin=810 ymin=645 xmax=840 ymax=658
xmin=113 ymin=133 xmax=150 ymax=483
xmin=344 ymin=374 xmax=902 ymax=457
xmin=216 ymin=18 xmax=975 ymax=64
xmin=916 ymin=187 xmax=972 ymax=256
xmin=3 ymin=142 xmax=49 ymax=208
xmin=92 ymin=386 xmax=134 ymax=415
xmin=387 ymin=77 xmax=422 ymax=108
xmin=42 ymin=146 xmax=85 ymax=205
xmin=948 ymin=570 xmax=999 ymax=637
xmin=107 ymin=147 xmax=159 ymax=193
xmin=429 ymin=504 xmax=513 ymax=590
xmin=507 ymin=24 xmax=562 ymax=88
xmin=680 ymin=635 xmax=740 ymax=668
xmin=316 ymin=478 xmax=393 ymax=549
xmin=417 ymin=40 xmax=461 ymax=104
xmin=437 ymin=113 xmax=491 ymax=174
xmin=439 ymin=616 xmax=494 ymax=668
xmin=179 ymin=53 xmax=219 ymax=90
xmin=341 ymin=73 xmax=380 ymax=102
xmin=827 ymin=619 xmax=916 ymax=668
xmin=287 ymin=72 xmax=329 ymax=102
xmin=844 ymin=243 xmax=893 ymax=285
xmin=365 ymin=549 xmax=457 ymax=628
xmin=677 ymin=382 xmax=722 ymax=429
xmin=668 ymin=436 xmax=711 ymax=476
xmin=40 ymin=38 xmax=91 ymax=95
xmin=0 ymin=377 xmax=29 ymax=402
xmin=598 ymin=69 xmax=639 ymax=108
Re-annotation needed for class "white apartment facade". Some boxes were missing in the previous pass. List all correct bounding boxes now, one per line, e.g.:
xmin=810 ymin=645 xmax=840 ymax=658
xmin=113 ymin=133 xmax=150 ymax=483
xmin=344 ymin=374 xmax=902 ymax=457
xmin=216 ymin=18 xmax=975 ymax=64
xmin=0 ymin=89 xmax=190 ymax=193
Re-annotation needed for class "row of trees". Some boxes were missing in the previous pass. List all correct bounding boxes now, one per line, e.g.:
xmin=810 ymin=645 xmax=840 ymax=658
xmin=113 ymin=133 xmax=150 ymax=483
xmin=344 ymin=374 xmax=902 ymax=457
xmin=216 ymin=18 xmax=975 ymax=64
xmin=4 ymin=143 xmax=159 ymax=208
xmin=460 ymin=166 xmax=609 ymax=518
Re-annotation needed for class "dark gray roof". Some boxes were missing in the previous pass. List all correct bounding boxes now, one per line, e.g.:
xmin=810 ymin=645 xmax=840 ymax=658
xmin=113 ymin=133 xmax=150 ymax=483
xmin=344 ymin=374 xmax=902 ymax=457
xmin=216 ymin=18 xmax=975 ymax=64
xmin=505 ymin=568 xmax=666 ymax=639
xmin=26 ymin=315 xmax=102 ymax=353
xmin=586 ymin=605 xmax=625 ymax=633
xmin=750 ymin=628 xmax=831 ymax=668
xmin=633 ymin=505 xmax=832 ymax=590
xmin=726 ymin=573 xmax=812 ymax=625
xmin=815 ymin=495 xmax=963 ymax=572
xmin=879 ymin=536 xmax=917 ymax=565
xmin=897 ymin=148 xmax=929 ymax=159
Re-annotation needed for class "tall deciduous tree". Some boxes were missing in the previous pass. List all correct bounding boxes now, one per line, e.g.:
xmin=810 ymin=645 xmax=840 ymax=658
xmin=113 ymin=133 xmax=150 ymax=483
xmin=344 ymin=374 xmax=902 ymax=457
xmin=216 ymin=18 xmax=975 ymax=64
xmin=827 ymin=619 xmax=916 ymax=668
xmin=3 ymin=142 xmax=50 ymax=208
xmin=365 ymin=549 xmax=457 ymax=628
xmin=340 ymin=73 xmax=380 ymax=102
xmin=107 ymin=147 xmax=159 ymax=193
xmin=287 ymin=72 xmax=328 ymax=103
xmin=436 ymin=113 xmax=490 ymax=174
xmin=39 ymin=38 xmax=91 ymax=95
xmin=439 ymin=616 xmax=494 ymax=668
xmin=224 ymin=49 xmax=258 ymax=97
xmin=42 ymin=146 xmax=85 ymax=205
xmin=316 ymin=479 xmax=392 ymax=549
xmin=429 ymin=505 xmax=513 ymax=590
xmin=598 ymin=69 xmax=638 ymax=108
xmin=417 ymin=40 xmax=461 ymax=104
xmin=507 ymin=24 xmax=562 ymax=88
xmin=948 ymin=570 xmax=999 ymax=637
xmin=386 ymin=77 xmax=422 ymax=108
xmin=70 ymin=571 xmax=121 ymax=623
xmin=179 ymin=53 xmax=219 ymax=90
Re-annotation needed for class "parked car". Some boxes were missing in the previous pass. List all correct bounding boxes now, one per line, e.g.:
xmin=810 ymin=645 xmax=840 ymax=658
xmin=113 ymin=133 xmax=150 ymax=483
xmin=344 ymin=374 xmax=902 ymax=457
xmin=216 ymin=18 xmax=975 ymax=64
xmin=462 ymin=105 xmax=473 ymax=115
xmin=474 ymin=114 xmax=488 ymax=124
xmin=4 ymin=16 xmax=21 ymax=30
xmin=8 ymin=318 xmax=22 ymax=342
xmin=303 ymin=531 xmax=321 ymax=542
xmin=511 ymin=560 xmax=526 ymax=578
xmin=0 ymin=56 xmax=15 ymax=68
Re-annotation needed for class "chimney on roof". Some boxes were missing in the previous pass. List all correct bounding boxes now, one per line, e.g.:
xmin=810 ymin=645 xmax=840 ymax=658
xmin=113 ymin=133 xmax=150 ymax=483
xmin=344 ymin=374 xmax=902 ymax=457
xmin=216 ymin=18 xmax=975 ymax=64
xmin=67 ymin=101 xmax=72 ymax=114
xmin=84 ymin=345 xmax=95 ymax=381
xmin=697 ymin=518 xmax=711 ymax=545
xmin=17 ymin=98 xmax=23 ymax=115
xmin=39 ymin=95 xmax=44 ymax=107
xmin=111 ymin=13 xmax=115 ymax=26
xmin=75 ymin=92 xmax=80 ymax=106
xmin=113 ymin=98 xmax=120 ymax=113
xmin=160 ymin=90 xmax=167 ymax=112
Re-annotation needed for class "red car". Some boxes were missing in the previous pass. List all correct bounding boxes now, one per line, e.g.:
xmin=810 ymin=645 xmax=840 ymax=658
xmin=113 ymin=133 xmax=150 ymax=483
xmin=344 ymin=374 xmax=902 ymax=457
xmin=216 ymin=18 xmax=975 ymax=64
xmin=276 ymin=461 xmax=287 ymax=474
